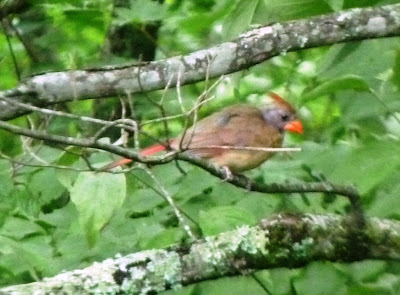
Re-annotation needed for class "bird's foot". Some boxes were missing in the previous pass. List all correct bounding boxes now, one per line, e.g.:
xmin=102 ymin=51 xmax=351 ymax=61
xmin=220 ymin=166 xmax=234 ymax=182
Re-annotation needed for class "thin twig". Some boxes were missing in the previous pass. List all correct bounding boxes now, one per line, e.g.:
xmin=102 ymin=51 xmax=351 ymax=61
xmin=1 ymin=18 xmax=20 ymax=81
xmin=188 ymin=146 xmax=301 ymax=152
xmin=0 ymin=151 xmax=90 ymax=172
xmin=141 ymin=166 xmax=196 ymax=239
xmin=93 ymin=118 xmax=138 ymax=140
xmin=0 ymin=96 xmax=138 ymax=133
xmin=140 ymin=95 xmax=215 ymax=126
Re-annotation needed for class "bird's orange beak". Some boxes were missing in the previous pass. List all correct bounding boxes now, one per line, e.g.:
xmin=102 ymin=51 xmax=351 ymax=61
xmin=284 ymin=120 xmax=303 ymax=134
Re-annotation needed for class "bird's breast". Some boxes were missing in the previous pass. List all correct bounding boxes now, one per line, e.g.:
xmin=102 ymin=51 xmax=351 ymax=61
xmin=209 ymin=149 xmax=275 ymax=173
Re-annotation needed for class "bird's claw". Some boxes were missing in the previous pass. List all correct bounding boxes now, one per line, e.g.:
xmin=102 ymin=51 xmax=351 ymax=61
xmin=220 ymin=166 xmax=234 ymax=182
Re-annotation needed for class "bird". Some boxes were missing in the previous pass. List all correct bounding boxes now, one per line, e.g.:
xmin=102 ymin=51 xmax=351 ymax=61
xmin=102 ymin=93 xmax=303 ymax=173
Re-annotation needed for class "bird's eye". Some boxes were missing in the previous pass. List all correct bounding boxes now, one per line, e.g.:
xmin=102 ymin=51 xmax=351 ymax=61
xmin=281 ymin=114 xmax=290 ymax=121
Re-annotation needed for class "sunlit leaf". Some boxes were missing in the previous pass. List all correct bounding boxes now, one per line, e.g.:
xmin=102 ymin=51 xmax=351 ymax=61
xmin=70 ymin=172 xmax=126 ymax=247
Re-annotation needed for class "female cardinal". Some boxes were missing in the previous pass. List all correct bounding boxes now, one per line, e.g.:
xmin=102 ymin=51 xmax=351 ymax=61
xmin=103 ymin=93 xmax=303 ymax=173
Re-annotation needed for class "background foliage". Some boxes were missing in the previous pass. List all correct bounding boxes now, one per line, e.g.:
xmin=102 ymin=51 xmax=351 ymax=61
xmin=1 ymin=0 xmax=400 ymax=293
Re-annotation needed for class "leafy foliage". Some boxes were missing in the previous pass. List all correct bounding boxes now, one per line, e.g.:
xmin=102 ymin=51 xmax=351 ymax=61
xmin=1 ymin=0 xmax=400 ymax=294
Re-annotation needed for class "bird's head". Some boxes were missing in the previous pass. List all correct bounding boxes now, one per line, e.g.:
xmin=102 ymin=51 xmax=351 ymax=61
xmin=261 ymin=92 xmax=303 ymax=134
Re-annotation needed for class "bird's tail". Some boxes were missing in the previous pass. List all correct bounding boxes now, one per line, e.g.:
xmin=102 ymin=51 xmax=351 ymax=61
xmin=99 ymin=143 xmax=167 ymax=171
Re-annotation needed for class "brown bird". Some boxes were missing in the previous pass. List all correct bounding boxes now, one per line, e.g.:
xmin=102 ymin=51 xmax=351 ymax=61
xmin=103 ymin=93 xmax=303 ymax=173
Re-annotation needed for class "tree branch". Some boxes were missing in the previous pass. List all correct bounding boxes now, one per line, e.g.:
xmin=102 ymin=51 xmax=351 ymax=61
xmin=0 ymin=118 xmax=362 ymax=209
xmin=1 ymin=213 xmax=398 ymax=294
xmin=1 ymin=4 xmax=400 ymax=120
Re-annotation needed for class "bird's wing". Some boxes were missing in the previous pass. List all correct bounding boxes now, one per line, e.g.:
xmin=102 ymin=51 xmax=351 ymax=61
xmin=172 ymin=105 xmax=281 ymax=158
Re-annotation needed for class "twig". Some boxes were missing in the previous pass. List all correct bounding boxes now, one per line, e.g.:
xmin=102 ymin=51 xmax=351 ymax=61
xmin=141 ymin=166 xmax=196 ymax=239
xmin=189 ymin=146 xmax=301 ymax=153
xmin=0 ymin=96 xmax=138 ymax=133
xmin=0 ymin=150 xmax=90 ymax=172
xmin=93 ymin=119 xmax=138 ymax=141
xmin=1 ymin=18 xmax=21 ymax=81
xmin=140 ymin=75 xmax=223 ymax=127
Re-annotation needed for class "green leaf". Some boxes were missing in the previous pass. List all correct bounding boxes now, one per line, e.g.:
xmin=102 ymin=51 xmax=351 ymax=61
xmin=144 ymin=228 xmax=184 ymax=249
xmin=253 ymin=0 xmax=332 ymax=23
xmin=0 ymin=160 xmax=13 ymax=197
xmin=236 ymin=194 xmax=279 ymax=220
xmin=174 ymin=167 xmax=218 ymax=201
xmin=0 ymin=235 xmax=53 ymax=280
xmin=303 ymin=75 xmax=370 ymax=101
xmin=55 ymin=149 xmax=81 ymax=190
xmin=391 ymin=50 xmax=400 ymax=89
xmin=298 ymin=139 xmax=400 ymax=195
xmin=317 ymin=40 xmax=400 ymax=89
xmin=70 ymin=172 xmax=126 ymax=247
xmin=30 ymin=169 xmax=65 ymax=204
xmin=323 ymin=0 xmax=344 ymax=11
xmin=346 ymin=260 xmax=387 ymax=283
xmin=268 ymin=268 xmax=301 ymax=295
xmin=0 ymin=217 xmax=45 ymax=239
xmin=368 ymin=182 xmax=400 ymax=218
xmin=115 ymin=0 xmax=167 ymax=24
xmin=328 ymin=139 xmax=400 ymax=195
xmin=199 ymin=206 xmax=256 ymax=235
xmin=294 ymin=262 xmax=348 ymax=295
xmin=222 ymin=0 xmax=259 ymax=41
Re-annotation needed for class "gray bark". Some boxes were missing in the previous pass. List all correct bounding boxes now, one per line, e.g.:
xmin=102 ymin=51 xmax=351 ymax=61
xmin=1 ymin=213 xmax=399 ymax=295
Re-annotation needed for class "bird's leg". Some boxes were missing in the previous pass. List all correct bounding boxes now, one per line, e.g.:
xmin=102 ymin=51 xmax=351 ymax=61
xmin=220 ymin=166 xmax=234 ymax=182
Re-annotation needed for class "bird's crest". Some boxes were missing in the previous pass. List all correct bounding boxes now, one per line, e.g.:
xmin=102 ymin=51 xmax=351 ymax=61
xmin=269 ymin=92 xmax=296 ymax=113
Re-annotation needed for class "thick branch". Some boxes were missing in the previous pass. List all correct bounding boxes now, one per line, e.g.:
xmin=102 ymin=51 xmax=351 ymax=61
xmin=1 ymin=4 xmax=400 ymax=120
xmin=1 ymin=213 xmax=399 ymax=294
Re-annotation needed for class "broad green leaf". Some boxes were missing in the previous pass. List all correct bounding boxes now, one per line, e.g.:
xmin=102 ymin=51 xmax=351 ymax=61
xmin=368 ymin=183 xmax=400 ymax=218
xmin=328 ymin=139 xmax=400 ymax=194
xmin=174 ymin=167 xmax=218 ymax=201
xmin=253 ymin=0 xmax=332 ymax=23
xmin=294 ymin=262 xmax=348 ymax=295
xmin=55 ymin=148 xmax=81 ymax=190
xmin=318 ymin=39 xmax=400 ymax=90
xmin=0 ymin=235 xmax=53 ymax=280
xmin=323 ymin=0 xmax=344 ymax=11
xmin=268 ymin=268 xmax=301 ymax=295
xmin=391 ymin=50 xmax=400 ymax=89
xmin=56 ymin=170 xmax=78 ymax=190
xmin=222 ymin=0 xmax=259 ymax=41
xmin=0 ymin=217 xmax=45 ymax=239
xmin=344 ymin=0 xmax=400 ymax=9
xmin=236 ymin=194 xmax=279 ymax=220
xmin=345 ymin=260 xmax=387 ymax=282
xmin=115 ymin=0 xmax=167 ymax=24
xmin=199 ymin=206 xmax=256 ymax=235
xmin=70 ymin=172 xmax=126 ymax=247
xmin=0 ymin=160 xmax=13 ymax=197
xmin=144 ymin=228 xmax=184 ymax=249
xmin=298 ymin=139 xmax=400 ymax=195
xmin=190 ymin=275 xmax=271 ymax=295
xmin=30 ymin=169 xmax=65 ymax=204
xmin=303 ymin=75 xmax=370 ymax=101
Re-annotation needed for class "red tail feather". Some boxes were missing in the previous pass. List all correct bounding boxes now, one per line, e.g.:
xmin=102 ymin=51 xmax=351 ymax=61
xmin=140 ymin=144 xmax=166 ymax=156
xmin=100 ymin=158 xmax=133 ymax=171
xmin=100 ymin=143 xmax=167 ymax=171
